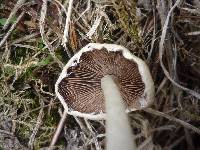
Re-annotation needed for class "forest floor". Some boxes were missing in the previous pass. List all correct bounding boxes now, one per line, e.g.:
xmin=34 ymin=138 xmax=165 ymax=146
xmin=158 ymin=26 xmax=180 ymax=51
xmin=0 ymin=0 xmax=200 ymax=149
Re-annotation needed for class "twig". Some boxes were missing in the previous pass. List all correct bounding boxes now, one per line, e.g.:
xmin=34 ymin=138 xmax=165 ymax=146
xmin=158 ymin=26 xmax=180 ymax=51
xmin=74 ymin=116 xmax=86 ymax=131
xmin=3 ymin=0 xmax=26 ymax=30
xmin=0 ymin=102 xmax=59 ymax=123
xmin=159 ymin=0 xmax=200 ymax=99
xmin=40 ymin=0 xmax=64 ymax=67
xmin=52 ymin=0 xmax=72 ymax=57
xmin=167 ymin=136 xmax=185 ymax=149
xmin=84 ymin=119 xmax=101 ymax=150
xmin=147 ymin=0 xmax=157 ymax=61
xmin=143 ymin=108 xmax=200 ymax=135
xmin=181 ymin=7 xmax=200 ymax=15
xmin=75 ymin=0 xmax=91 ymax=22
xmin=13 ymin=44 xmax=39 ymax=51
xmin=28 ymin=108 xmax=44 ymax=149
xmin=10 ymin=32 xmax=40 ymax=45
xmin=184 ymin=128 xmax=195 ymax=150
xmin=187 ymin=31 xmax=200 ymax=36
xmin=63 ymin=0 xmax=74 ymax=44
xmin=86 ymin=15 xmax=102 ymax=39
xmin=28 ymin=81 xmax=45 ymax=149
xmin=137 ymin=136 xmax=154 ymax=150
xmin=0 ymin=12 xmax=25 ymax=48
xmin=49 ymin=109 xmax=68 ymax=149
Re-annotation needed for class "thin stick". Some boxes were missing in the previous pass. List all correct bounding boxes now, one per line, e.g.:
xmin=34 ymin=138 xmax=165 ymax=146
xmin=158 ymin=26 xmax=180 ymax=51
xmin=3 ymin=0 xmax=26 ymax=30
xmin=143 ymin=108 xmax=200 ymax=134
xmin=40 ymin=0 xmax=64 ymax=67
xmin=63 ymin=0 xmax=74 ymax=44
xmin=86 ymin=15 xmax=102 ymax=39
xmin=28 ymin=108 xmax=44 ymax=149
xmin=49 ymin=109 xmax=68 ymax=149
xmin=159 ymin=0 xmax=200 ymax=99
xmin=10 ymin=32 xmax=40 ymax=46
xmin=0 ymin=12 xmax=24 ymax=48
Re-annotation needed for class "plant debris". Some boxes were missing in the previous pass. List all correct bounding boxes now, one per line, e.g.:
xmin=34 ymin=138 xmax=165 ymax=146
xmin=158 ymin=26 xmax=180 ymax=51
xmin=0 ymin=0 xmax=200 ymax=149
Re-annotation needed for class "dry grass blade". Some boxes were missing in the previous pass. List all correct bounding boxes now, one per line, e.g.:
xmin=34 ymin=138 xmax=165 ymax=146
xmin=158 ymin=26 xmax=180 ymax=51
xmin=39 ymin=0 xmax=64 ymax=67
xmin=0 ymin=12 xmax=24 ymax=48
xmin=0 ymin=0 xmax=200 ymax=149
xmin=10 ymin=32 xmax=40 ymax=45
xmin=144 ymin=108 xmax=200 ymax=135
xmin=86 ymin=15 xmax=102 ymax=39
xmin=49 ymin=109 xmax=68 ymax=149
xmin=28 ymin=108 xmax=44 ymax=149
xmin=62 ymin=0 xmax=74 ymax=45
xmin=159 ymin=0 xmax=200 ymax=99
xmin=3 ymin=0 xmax=26 ymax=30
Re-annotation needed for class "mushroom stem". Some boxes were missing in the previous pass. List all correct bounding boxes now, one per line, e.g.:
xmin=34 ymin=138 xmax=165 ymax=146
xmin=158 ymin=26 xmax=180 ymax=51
xmin=101 ymin=75 xmax=137 ymax=150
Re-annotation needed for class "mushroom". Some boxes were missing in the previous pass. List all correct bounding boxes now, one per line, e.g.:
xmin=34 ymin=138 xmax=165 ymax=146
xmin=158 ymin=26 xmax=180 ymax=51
xmin=55 ymin=43 xmax=154 ymax=149
xmin=55 ymin=43 xmax=154 ymax=120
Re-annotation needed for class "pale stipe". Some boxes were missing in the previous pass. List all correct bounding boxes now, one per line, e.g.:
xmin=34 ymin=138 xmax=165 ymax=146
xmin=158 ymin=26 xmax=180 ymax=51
xmin=101 ymin=75 xmax=137 ymax=150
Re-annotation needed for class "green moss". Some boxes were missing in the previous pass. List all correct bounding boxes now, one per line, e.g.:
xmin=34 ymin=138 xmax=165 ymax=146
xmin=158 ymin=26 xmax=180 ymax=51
xmin=55 ymin=48 xmax=69 ymax=64
xmin=33 ymin=109 xmax=60 ymax=148
xmin=44 ymin=108 xmax=60 ymax=126
xmin=11 ymin=29 xmax=22 ymax=40
xmin=181 ymin=110 xmax=200 ymax=121
xmin=0 ymin=17 xmax=16 ymax=26
xmin=2 ymin=65 xmax=16 ymax=77
xmin=113 ymin=0 xmax=142 ymax=44
xmin=10 ymin=48 xmax=30 ymax=65
xmin=17 ymin=55 xmax=54 ymax=82
xmin=17 ymin=124 xmax=32 ymax=140
xmin=37 ymin=38 xmax=45 ymax=49
xmin=37 ymin=55 xmax=54 ymax=66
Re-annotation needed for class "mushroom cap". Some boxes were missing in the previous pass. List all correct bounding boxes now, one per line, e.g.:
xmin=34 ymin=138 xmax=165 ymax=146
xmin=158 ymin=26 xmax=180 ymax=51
xmin=55 ymin=43 xmax=154 ymax=120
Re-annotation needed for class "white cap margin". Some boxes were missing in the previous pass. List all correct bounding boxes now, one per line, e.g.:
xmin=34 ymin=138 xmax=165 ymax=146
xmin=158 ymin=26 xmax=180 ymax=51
xmin=55 ymin=43 xmax=155 ymax=120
